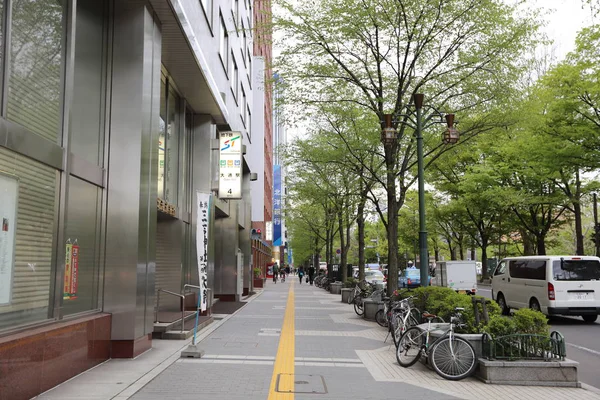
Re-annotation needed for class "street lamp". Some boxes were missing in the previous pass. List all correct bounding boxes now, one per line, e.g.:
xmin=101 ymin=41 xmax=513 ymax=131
xmin=382 ymin=93 xmax=459 ymax=287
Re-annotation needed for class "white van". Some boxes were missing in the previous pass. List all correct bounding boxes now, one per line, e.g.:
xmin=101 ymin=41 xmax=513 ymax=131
xmin=491 ymin=256 xmax=600 ymax=323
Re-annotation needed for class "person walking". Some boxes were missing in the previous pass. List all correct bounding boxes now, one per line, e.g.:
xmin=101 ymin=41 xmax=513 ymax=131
xmin=298 ymin=266 xmax=305 ymax=284
xmin=272 ymin=264 xmax=279 ymax=284
xmin=308 ymin=265 xmax=315 ymax=285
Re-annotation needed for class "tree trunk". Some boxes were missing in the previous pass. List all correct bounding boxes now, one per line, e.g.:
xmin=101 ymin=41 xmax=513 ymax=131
xmin=521 ymin=229 xmax=535 ymax=255
xmin=536 ymin=233 xmax=547 ymax=255
xmin=313 ymin=237 xmax=319 ymax=274
xmin=481 ymin=242 xmax=488 ymax=281
xmin=338 ymin=209 xmax=346 ymax=283
xmin=470 ymin=248 xmax=476 ymax=261
xmin=357 ymin=197 xmax=366 ymax=281
xmin=574 ymin=170 xmax=584 ymax=255
xmin=458 ymin=243 xmax=464 ymax=260
xmin=481 ymin=235 xmax=489 ymax=280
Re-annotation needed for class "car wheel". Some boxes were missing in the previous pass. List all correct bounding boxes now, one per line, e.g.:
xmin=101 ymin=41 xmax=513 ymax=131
xmin=529 ymin=298 xmax=541 ymax=313
xmin=497 ymin=293 xmax=510 ymax=316
xmin=582 ymin=315 xmax=598 ymax=323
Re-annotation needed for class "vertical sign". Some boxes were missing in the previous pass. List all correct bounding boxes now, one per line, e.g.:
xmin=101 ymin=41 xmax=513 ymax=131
xmin=218 ymin=131 xmax=243 ymax=199
xmin=265 ymin=221 xmax=273 ymax=241
xmin=64 ymin=239 xmax=80 ymax=300
xmin=273 ymin=164 xmax=282 ymax=246
xmin=0 ymin=174 xmax=17 ymax=305
xmin=196 ymin=191 xmax=212 ymax=311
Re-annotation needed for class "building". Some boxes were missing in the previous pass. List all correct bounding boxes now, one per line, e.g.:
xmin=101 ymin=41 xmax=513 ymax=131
xmin=251 ymin=0 xmax=274 ymax=278
xmin=272 ymin=72 xmax=289 ymax=267
xmin=0 ymin=0 xmax=262 ymax=398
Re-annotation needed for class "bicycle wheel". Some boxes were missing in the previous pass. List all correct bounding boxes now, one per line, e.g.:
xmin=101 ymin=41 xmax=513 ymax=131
xmin=354 ymin=296 xmax=364 ymax=316
xmin=428 ymin=336 xmax=476 ymax=380
xmin=396 ymin=327 xmax=424 ymax=367
xmin=375 ymin=310 xmax=387 ymax=327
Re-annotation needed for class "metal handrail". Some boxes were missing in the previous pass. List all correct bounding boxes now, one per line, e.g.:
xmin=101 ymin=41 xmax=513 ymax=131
xmin=155 ymin=289 xmax=186 ymax=333
xmin=183 ymin=284 xmax=213 ymax=316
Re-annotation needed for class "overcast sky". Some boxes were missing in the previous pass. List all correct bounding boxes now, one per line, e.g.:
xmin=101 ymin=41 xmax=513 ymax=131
xmin=526 ymin=0 xmax=596 ymax=60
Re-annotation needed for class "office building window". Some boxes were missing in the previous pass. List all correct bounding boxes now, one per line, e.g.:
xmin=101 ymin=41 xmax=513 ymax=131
xmin=231 ymin=54 xmax=238 ymax=101
xmin=158 ymin=74 xmax=181 ymax=205
xmin=247 ymin=50 xmax=252 ymax=87
xmin=219 ymin=13 xmax=228 ymax=73
xmin=7 ymin=0 xmax=65 ymax=144
xmin=241 ymin=88 xmax=246 ymax=125
xmin=200 ymin=0 xmax=213 ymax=27
xmin=247 ymin=106 xmax=251 ymax=140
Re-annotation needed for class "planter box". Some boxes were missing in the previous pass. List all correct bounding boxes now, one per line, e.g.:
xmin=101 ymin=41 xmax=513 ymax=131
xmin=330 ymin=282 xmax=342 ymax=295
xmin=341 ymin=288 xmax=352 ymax=303
xmin=253 ymin=278 xmax=263 ymax=288
xmin=477 ymin=358 xmax=579 ymax=387
xmin=363 ymin=299 xmax=383 ymax=321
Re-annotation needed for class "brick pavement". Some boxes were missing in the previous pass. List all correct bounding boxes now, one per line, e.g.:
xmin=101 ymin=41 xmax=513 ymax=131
xmin=37 ymin=279 xmax=600 ymax=399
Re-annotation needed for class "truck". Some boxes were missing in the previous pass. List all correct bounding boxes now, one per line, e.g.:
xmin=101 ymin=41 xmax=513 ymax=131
xmin=434 ymin=261 xmax=477 ymax=295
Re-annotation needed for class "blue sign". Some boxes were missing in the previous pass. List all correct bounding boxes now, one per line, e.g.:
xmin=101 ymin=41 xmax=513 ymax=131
xmin=273 ymin=165 xmax=282 ymax=246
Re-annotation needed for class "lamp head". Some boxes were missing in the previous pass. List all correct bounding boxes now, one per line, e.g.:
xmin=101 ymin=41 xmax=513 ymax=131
xmin=381 ymin=113 xmax=397 ymax=145
xmin=442 ymin=114 xmax=459 ymax=144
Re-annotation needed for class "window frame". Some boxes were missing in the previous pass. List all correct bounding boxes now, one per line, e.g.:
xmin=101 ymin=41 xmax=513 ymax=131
xmin=200 ymin=0 xmax=214 ymax=33
xmin=231 ymin=52 xmax=238 ymax=102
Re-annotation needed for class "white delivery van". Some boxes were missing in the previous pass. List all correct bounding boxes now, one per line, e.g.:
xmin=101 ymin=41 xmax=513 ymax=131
xmin=491 ymin=256 xmax=600 ymax=323
xmin=436 ymin=261 xmax=477 ymax=295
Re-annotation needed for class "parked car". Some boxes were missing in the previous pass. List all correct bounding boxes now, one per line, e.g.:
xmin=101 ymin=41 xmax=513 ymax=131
xmin=364 ymin=270 xmax=385 ymax=285
xmin=491 ymin=255 xmax=600 ymax=323
xmin=398 ymin=268 xmax=431 ymax=288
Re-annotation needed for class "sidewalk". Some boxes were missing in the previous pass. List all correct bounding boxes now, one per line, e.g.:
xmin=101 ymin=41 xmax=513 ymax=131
xmin=34 ymin=281 xmax=600 ymax=400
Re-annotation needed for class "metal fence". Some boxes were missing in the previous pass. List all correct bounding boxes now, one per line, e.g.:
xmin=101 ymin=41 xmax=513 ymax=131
xmin=482 ymin=331 xmax=566 ymax=361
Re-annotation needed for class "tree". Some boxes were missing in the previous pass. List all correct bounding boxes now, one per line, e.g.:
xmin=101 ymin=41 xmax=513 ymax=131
xmin=274 ymin=0 xmax=541 ymax=291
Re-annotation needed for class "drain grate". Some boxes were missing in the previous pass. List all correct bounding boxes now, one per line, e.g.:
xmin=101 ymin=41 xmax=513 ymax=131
xmin=276 ymin=374 xmax=327 ymax=394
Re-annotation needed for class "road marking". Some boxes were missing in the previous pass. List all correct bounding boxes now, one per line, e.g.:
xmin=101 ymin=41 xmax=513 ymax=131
xmin=567 ymin=343 xmax=600 ymax=357
xmin=268 ymin=281 xmax=295 ymax=399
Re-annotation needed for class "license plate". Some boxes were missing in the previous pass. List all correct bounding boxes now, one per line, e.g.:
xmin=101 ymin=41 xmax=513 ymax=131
xmin=570 ymin=292 xmax=591 ymax=300
xmin=458 ymin=290 xmax=466 ymax=295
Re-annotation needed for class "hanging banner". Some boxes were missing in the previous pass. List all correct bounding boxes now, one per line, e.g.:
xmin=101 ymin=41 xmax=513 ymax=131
xmin=196 ymin=191 xmax=212 ymax=312
xmin=0 ymin=173 xmax=18 ymax=305
xmin=218 ymin=131 xmax=243 ymax=199
xmin=64 ymin=240 xmax=73 ymax=299
xmin=273 ymin=165 xmax=282 ymax=246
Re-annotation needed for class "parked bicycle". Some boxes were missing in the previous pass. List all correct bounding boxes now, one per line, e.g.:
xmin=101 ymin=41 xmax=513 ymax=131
xmin=353 ymin=284 xmax=385 ymax=316
xmin=395 ymin=307 xmax=477 ymax=380
xmin=376 ymin=295 xmax=421 ymax=347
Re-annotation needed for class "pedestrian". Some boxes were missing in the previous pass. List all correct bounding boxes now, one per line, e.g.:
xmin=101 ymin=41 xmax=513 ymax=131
xmin=273 ymin=264 xmax=279 ymax=283
xmin=298 ymin=266 xmax=305 ymax=284
xmin=308 ymin=265 xmax=315 ymax=285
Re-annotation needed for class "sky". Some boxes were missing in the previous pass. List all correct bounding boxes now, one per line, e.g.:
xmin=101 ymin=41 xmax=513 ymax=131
xmin=532 ymin=0 xmax=596 ymax=60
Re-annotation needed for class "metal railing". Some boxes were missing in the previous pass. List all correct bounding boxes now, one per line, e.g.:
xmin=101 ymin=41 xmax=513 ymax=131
xmin=155 ymin=289 xmax=185 ymax=333
xmin=482 ymin=331 xmax=566 ymax=361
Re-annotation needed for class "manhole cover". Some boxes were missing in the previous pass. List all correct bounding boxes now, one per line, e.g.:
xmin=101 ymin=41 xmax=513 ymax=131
xmin=276 ymin=374 xmax=327 ymax=394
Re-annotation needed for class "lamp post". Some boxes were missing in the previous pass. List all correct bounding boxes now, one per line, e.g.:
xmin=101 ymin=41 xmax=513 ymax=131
xmin=382 ymin=93 xmax=459 ymax=287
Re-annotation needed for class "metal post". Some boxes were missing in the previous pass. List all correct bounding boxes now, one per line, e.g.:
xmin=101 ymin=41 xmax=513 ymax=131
xmin=594 ymin=193 xmax=599 ymax=256
xmin=414 ymin=93 xmax=429 ymax=287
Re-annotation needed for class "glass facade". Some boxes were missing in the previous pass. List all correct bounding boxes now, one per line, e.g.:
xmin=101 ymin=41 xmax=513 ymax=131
xmin=7 ymin=0 xmax=65 ymax=143
xmin=158 ymin=74 xmax=182 ymax=206
xmin=0 ymin=147 xmax=57 ymax=330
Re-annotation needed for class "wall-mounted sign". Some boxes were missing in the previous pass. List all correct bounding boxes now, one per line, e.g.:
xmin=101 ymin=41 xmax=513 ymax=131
xmin=196 ymin=191 xmax=212 ymax=312
xmin=273 ymin=165 xmax=282 ymax=246
xmin=265 ymin=221 xmax=273 ymax=241
xmin=64 ymin=239 xmax=80 ymax=300
xmin=218 ymin=131 xmax=243 ymax=199
xmin=0 ymin=173 xmax=17 ymax=305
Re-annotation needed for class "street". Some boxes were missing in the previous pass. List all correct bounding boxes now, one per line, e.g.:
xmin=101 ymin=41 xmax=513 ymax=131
xmin=478 ymin=287 xmax=600 ymax=390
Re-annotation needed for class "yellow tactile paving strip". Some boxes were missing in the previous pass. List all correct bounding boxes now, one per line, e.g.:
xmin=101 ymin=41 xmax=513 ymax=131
xmin=268 ymin=281 xmax=295 ymax=399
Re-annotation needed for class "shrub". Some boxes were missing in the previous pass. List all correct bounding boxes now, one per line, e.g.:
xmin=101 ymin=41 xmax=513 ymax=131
xmin=512 ymin=308 xmax=549 ymax=336
xmin=343 ymin=278 xmax=359 ymax=288
xmin=483 ymin=314 xmax=517 ymax=338
xmin=253 ymin=267 xmax=262 ymax=278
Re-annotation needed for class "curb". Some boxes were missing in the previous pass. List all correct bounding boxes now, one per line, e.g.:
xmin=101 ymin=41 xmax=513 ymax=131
xmin=114 ymin=290 xmax=264 ymax=399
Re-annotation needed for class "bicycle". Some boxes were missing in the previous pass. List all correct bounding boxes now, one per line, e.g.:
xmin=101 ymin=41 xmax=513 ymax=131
xmin=377 ymin=295 xmax=421 ymax=347
xmin=395 ymin=308 xmax=477 ymax=381
xmin=350 ymin=280 xmax=375 ymax=315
